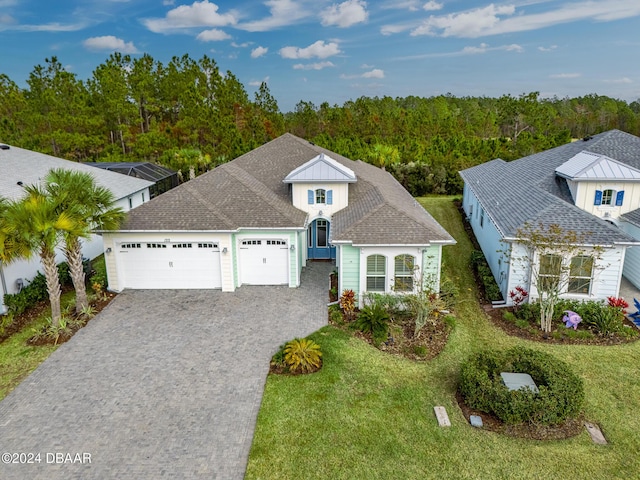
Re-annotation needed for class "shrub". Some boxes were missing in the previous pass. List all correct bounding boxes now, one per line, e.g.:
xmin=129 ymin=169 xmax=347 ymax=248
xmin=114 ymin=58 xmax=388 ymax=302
xmin=90 ymin=258 xmax=108 ymax=291
xmin=354 ymin=304 xmax=390 ymax=345
xmin=284 ymin=338 xmax=322 ymax=374
xmin=503 ymin=311 xmax=517 ymax=323
xmin=470 ymin=250 xmax=502 ymax=302
xmin=439 ymin=273 xmax=459 ymax=310
xmin=362 ymin=292 xmax=407 ymax=315
xmin=339 ymin=289 xmax=356 ymax=321
xmin=328 ymin=304 xmax=344 ymax=324
xmin=583 ymin=305 xmax=624 ymax=336
xmin=459 ymin=346 xmax=584 ymax=425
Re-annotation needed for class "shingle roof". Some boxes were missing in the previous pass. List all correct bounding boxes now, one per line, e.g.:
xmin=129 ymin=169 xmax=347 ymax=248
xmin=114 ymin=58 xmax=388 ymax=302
xmin=459 ymin=130 xmax=640 ymax=245
xmin=122 ymin=133 xmax=454 ymax=246
xmin=284 ymin=153 xmax=356 ymax=183
xmin=0 ymin=145 xmax=153 ymax=201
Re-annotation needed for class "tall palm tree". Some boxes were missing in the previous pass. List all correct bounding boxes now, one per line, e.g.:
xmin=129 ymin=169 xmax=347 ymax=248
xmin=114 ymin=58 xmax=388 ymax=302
xmin=2 ymin=189 xmax=82 ymax=325
xmin=40 ymin=169 xmax=126 ymax=313
xmin=368 ymin=143 xmax=400 ymax=171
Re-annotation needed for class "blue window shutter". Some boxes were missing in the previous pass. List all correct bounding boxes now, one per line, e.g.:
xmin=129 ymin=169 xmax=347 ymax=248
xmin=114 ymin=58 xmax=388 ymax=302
xmin=616 ymin=190 xmax=625 ymax=206
xmin=308 ymin=189 xmax=314 ymax=204
xmin=594 ymin=190 xmax=602 ymax=206
xmin=327 ymin=190 xmax=333 ymax=205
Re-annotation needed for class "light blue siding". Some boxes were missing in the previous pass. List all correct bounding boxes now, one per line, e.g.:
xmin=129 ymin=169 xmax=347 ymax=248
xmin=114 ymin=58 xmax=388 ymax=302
xmin=422 ymin=245 xmax=442 ymax=292
xmin=620 ymin=220 xmax=640 ymax=289
xmin=340 ymin=245 xmax=360 ymax=294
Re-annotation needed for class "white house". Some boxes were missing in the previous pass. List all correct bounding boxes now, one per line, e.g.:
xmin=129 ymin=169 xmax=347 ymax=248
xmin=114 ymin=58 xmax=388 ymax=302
xmin=0 ymin=143 xmax=152 ymax=314
xmin=102 ymin=133 xmax=455 ymax=304
xmin=459 ymin=129 xmax=640 ymax=305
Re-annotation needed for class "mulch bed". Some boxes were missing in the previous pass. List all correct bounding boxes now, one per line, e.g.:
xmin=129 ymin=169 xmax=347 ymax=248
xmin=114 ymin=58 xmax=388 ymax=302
xmin=484 ymin=304 xmax=640 ymax=346
xmin=455 ymin=390 xmax=585 ymax=440
xmin=0 ymin=290 xmax=117 ymax=347
xmin=333 ymin=313 xmax=452 ymax=361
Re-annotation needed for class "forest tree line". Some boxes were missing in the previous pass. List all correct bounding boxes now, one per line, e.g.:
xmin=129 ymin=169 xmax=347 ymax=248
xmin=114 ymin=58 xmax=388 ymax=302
xmin=2 ymin=53 xmax=640 ymax=195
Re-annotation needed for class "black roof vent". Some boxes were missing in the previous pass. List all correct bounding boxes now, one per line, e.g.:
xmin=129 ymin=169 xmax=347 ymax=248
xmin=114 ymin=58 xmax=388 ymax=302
xmin=582 ymin=135 xmax=593 ymax=142
xmin=17 ymin=181 xmax=23 ymax=186
xmin=0 ymin=144 xmax=10 ymax=150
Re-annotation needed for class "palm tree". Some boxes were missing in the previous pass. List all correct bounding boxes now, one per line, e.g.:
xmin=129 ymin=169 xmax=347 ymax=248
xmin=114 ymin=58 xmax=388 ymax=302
xmin=368 ymin=143 xmax=400 ymax=171
xmin=2 ymin=188 xmax=82 ymax=325
xmin=40 ymin=169 xmax=126 ymax=314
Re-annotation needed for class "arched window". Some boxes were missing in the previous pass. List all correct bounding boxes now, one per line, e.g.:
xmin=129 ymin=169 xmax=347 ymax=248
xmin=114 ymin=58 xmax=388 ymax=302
xmin=394 ymin=254 xmax=415 ymax=292
xmin=366 ymin=255 xmax=386 ymax=292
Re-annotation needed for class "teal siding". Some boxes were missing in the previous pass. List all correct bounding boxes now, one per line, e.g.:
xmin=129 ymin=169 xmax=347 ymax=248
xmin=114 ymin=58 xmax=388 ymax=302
xmin=620 ymin=221 xmax=640 ymax=289
xmin=340 ymin=245 xmax=360 ymax=294
xmin=422 ymin=245 xmax=442 ymax=291
xmin=289 ymin=231 xmax=298 ymax=287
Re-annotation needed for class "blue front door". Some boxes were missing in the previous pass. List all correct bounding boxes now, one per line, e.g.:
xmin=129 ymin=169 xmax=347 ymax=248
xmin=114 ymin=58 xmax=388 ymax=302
xmin=308 ymin=219 xmax=336 ymax=260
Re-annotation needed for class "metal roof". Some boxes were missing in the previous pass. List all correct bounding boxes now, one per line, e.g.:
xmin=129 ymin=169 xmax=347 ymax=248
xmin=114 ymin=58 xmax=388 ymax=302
xmin=555 ymin=151 xmax=640 ymax=181
xmin=283 ymin=153 xmax=357 ymax=183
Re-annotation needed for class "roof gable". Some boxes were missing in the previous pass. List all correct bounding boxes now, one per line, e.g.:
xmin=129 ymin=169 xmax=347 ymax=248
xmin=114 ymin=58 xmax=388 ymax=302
xmin=555 ymin=151 xmax=640 ymax=181
xmin=283 ymin=153 xmax=356 ymax=183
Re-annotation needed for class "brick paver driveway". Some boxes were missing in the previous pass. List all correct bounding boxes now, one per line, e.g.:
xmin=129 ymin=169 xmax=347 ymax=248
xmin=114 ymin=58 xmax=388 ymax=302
xmin=0 ymin=262 xmax=332 ymax=479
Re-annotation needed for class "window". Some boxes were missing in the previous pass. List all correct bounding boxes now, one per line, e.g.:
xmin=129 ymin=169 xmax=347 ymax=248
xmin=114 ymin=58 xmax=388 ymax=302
xmin=538 ymin=254 xmax=562 ymax=291
xmin=146 ymin=243 xmax=167 ymax=248
xmin=479 ymin=208 xmax=485 ymax=227
xmin=468 ymin=203 xmax=473 ymax=218
xmin=316 ymin=220 xmax=327 ymax=247
xmin=197 ymin=243 xmax=218 ymax=248
xmin=121 ymin=243 xmax=141 ymax=249
xmin=128 ymin=197 xmax=133 ymax=209
xmin=315 ymin=189 xmax=326 ymax=204
xmin=172 ymin=243 xmax=192 ymax=248
xmin=601 ymin=189 xmax=614 ymax=206
xmin=366 ymin=255 xmax=386 ymax=292
xmin=394 ymin=255 xmax=415 ymax=292
xmin=568 ymin=256 xmax=593 ymax=294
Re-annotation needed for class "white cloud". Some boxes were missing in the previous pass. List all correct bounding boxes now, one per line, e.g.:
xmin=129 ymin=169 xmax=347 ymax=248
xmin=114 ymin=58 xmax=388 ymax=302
xmin=196 ymin=28 xmax=231 ymax=41
xmin=361 ymin=63 xmax=373 ymax=69
xmin=411 ymin=1 xmax=640 ymax=38
xmin=142 ymin=1 xmax=237 ymax=33
xmin=461 ymin=43 xmax=489 ymax=54
xmin=538 ymin=45 xmax=558 ymax=52
xmin=381 ymin=1 xmax=420 ymax=11
xmin=321 ymin=0 xmax=368 ymax=28
xmin=604 ymin=77 xmax=632 ymax=84
xmin=251 ymin=46 xmax=268 ymax=58
xmin=83 ymin=35 xmax=139 ymax=53
xmin=239 ymin=0 xmax=311 ymax=32
xmin=362 ymin=68 xmax=384 ymax=78
xmin=249 ymin=76 xmax=269 ymax=86
xmin=381 ymin=23 xmax=411 ymax=35
xmin=412 ymin=4 xmax=516 ymax=37
xmin=280 ymin=40 xmax=341 ymax=59
xmin=162 ymin=0 xmax=175 ymax=5
xmin=397 ymin=42 xmax=525 ymax=60
xmin=293 ymin=61 xmax=336 ymax=70
xmin=423 ymin=1 xmax=442 ymax=11
xmin=505 ymin=43 xmax=523 ymax=52
xmin=232 ymin=41 xmax=252 ymax=48
xmin=550 ymin=73 xmax=582 ymax=79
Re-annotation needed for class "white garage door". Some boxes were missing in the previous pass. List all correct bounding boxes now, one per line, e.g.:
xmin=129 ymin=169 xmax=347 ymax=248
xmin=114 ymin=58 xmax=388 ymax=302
xmin=239 ymin=239 xmax=289 ymax=285
xmin=118 ymin=241 xmax=222 ymax=289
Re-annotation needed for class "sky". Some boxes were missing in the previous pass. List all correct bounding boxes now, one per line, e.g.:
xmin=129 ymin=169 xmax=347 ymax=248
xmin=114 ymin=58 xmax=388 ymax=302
xmin=1 ymin=0 xmax=640 ymax=112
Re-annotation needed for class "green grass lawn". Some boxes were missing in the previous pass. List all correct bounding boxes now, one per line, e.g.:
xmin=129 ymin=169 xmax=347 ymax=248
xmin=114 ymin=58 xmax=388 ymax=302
xmin=246 ymin=196 xmax=640 ymax=480
xmin=0 ymin=290 xmax=78 ymax=400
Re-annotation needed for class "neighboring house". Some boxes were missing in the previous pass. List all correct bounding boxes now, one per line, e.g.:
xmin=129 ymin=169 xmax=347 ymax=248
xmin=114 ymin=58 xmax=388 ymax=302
xmin=83 ymin=162 xmax=179 ymax=198
xmin=101 ymin=133 xmax=455 ymax=303
xmin=459 ymin=129 xmax=640 ymax=305
xmin=0 ymin=143 xmax=153 ymax=314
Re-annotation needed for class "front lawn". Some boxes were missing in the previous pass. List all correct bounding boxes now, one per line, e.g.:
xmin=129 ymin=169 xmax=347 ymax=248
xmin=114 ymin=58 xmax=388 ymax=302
xmin=246 ymin=196 xmax=640 ymax=480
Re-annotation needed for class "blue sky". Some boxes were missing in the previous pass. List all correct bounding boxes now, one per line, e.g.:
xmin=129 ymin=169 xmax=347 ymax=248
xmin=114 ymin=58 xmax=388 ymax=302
xmin=1 ymin=0 xmax=639 ymax=112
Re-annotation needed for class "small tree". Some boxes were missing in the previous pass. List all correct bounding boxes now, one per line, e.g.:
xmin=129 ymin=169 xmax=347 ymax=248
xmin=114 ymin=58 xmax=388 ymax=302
xmin=509 ymin=222 xmax=604 ymax=333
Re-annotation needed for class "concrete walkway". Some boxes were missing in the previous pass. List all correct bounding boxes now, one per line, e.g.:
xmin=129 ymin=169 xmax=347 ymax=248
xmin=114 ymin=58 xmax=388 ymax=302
xmin=0 ymin=262 xmax=332 ymax=480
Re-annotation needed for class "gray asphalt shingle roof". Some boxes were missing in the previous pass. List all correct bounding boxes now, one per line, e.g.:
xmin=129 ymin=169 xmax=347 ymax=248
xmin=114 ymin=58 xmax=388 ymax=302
xmin=0 ymin=144 xmax=153 ymax=201
xmin=459 ymin=129 xmax=640 ymax=245
xmin=122 ymin=133 xmax=454 ymax=246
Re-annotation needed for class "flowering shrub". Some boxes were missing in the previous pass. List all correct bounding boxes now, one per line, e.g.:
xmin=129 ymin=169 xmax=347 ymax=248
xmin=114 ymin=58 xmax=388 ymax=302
xmin=509 ymin=286 xmax=529 ymax=310
xmin=339 ymin=289 xmax=356 ymax=321
xmin=607 ymin=296 xmax=629 ymax=312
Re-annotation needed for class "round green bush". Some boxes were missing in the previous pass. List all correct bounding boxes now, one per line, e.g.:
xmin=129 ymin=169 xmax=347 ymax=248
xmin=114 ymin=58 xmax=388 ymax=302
xmin=459 ymin=346 xmax=584 ymax=425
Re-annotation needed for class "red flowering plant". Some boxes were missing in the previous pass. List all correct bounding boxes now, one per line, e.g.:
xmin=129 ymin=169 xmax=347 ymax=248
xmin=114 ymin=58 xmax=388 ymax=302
xmin=509 ymin=286 xmax=529 ymax=312
xmin=607 ymin=296 xmax=629 ymax=313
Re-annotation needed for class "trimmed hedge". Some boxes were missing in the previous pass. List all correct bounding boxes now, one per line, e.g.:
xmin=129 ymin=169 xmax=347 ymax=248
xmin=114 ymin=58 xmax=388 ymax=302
xmin=470 ymin=250 xmax=502 ymax=302
xmin=3 ymin=263 xmax=73 ymax=316
xmin=459 ymin=346 xmax=584 ymax=425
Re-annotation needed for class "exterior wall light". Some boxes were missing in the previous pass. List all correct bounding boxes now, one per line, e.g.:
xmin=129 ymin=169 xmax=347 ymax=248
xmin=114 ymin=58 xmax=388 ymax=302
xmin=222 ymin=247 xmax=228 ymax=254
xmin=106 ymin=247 xmax=112 ymax=254
xmin=290 ymin=244 xmax=296 ymax=251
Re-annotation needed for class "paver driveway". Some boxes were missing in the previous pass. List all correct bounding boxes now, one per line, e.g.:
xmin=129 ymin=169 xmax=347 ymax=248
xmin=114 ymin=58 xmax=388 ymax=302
xmin=0 ymin=262 xmax=332 ymax=479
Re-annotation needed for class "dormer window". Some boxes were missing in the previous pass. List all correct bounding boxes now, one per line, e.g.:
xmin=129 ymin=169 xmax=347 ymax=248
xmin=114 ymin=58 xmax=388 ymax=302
xmin=316 ymin=189 xmax=326 ymax=204
xmin=307 ymin=188 xmax=333 ymax=205
xmin=594 ymin=189 xmax=624 ymax=206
